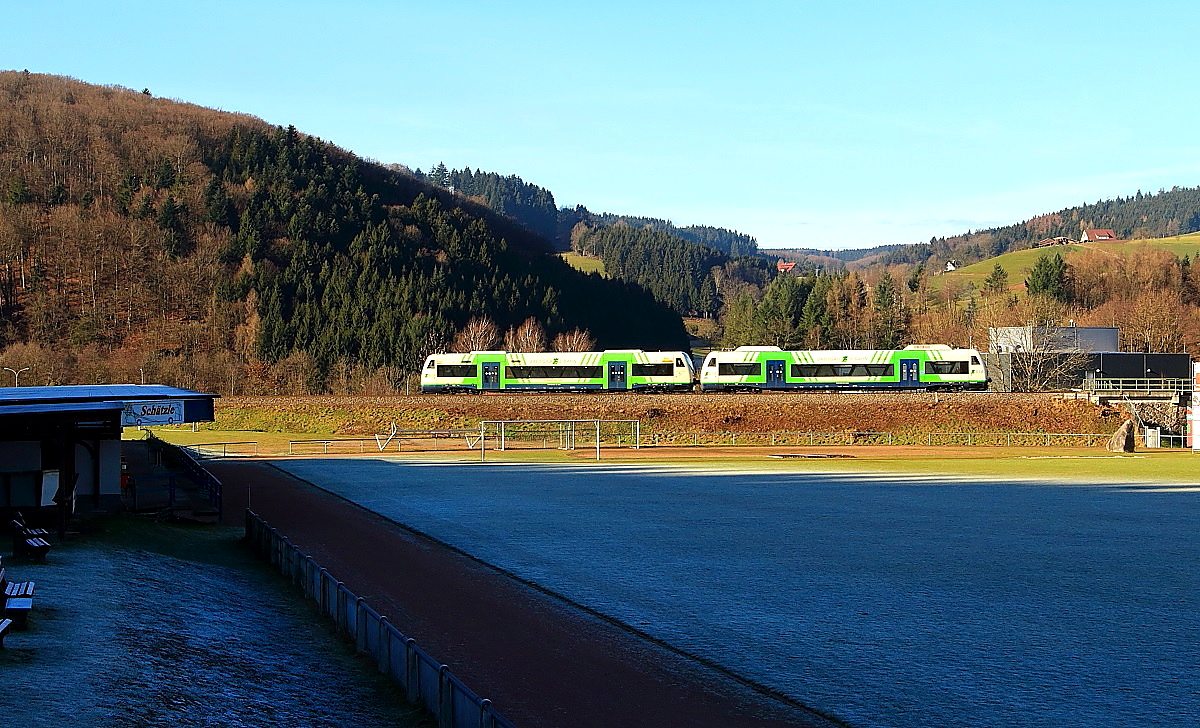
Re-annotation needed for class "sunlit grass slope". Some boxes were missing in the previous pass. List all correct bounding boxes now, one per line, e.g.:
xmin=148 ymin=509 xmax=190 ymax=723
xmin=559 ymin=252 xmax=607 ymax=276
xmin=934 ymin=231 xmax=1200 ymax=296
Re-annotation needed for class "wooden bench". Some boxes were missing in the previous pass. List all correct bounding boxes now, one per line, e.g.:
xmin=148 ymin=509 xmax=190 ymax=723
xmin=0 ymin=618 xmax=12 ymax=647
xmin=3 ymin=581 xmax=33 ymax=598
xmin=10 ymin=519 xmax=49 ymax=538
xmin=17 ymin=536 xmax=51 ymax=560
xmin=4 ymin=597 xmax=32 ymax=628
xmin=10 ymin=520 xmax=51 ymax=559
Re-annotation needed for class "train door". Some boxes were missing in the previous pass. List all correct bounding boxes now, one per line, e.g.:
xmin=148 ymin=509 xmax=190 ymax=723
xmin=900 ymin=359 xmax=920 ymax=388
xmin=482 ymin=362 xmax=501 ymax=390
xmin=766 ymin=359 xmax=786 ymax=388
xmin=607 ymin=361 xmax=627 ymax=391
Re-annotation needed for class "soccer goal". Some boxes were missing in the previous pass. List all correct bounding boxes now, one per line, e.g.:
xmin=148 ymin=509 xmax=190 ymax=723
xmin=473 ymin=420 xmax=640 ymax=461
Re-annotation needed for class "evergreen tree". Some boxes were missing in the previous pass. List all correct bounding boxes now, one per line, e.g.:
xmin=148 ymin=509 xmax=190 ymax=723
xmin=872 ymin=272 xmax=903 ymax=348
xmin=430 ymin=162 xmax=450 ymax=188
xmin=1026 ymin=253 xmax=1069 ymax=301
xmin=720 ymin=293 xmax=760 ymax=347
xmin=757 ymin=274 xmax=806 ymax=348
xmin=6 ymin=176 xmax=31 ymax=205
xmin=906 ymin=264 xmax=924 ymax=293
xmin=799 ymin=274 xmax=834 ymax=347
xmin=983 ymin=264 xmax=1009 ymax=295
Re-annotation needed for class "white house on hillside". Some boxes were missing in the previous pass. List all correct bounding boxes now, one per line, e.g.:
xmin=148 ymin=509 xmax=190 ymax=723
xmin=1080 ymin=228 xmax=1118 ymax=242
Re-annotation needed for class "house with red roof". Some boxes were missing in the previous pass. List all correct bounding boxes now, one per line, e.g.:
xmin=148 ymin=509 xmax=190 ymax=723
xmin=1080 ymin=228 xmax=1119 ymax=242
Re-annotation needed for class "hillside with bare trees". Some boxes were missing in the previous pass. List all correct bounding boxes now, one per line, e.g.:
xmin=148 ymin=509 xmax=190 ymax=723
xmin=0 ymin=72 xmax=687 ymax=392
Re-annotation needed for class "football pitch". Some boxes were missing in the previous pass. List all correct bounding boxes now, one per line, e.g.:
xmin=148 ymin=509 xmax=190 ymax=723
xmin=269 ymin=456 xmax=1200 ymax=728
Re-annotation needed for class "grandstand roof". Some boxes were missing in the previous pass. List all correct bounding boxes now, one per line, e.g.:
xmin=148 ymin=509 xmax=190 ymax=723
xmin=0 ymin=384 xmax=214 ymax=405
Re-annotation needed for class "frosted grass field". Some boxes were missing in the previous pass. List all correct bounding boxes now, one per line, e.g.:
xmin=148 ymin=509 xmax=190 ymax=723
xmin=0 ymin=519 xmax=419 ymax=728
xmin=273 ymin=458 xmax=1200 ymax=728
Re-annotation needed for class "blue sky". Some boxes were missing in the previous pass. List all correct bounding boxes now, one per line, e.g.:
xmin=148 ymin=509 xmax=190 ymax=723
xmin=6 ymin=1 xmax=1198 ymax=249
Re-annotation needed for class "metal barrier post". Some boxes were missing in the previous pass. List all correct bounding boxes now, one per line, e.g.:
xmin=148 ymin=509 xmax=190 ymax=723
xmin=439 ymin=665 xmax=453 ymax=727
xmin=242 ymin=510 xmax=516 ymax=728
xmin=379 ymin=616 xmax=392 ymax=674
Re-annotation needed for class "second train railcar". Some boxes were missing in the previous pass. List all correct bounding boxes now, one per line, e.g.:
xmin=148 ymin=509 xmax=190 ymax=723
xmin=421 ymin=350 xmax=696 ymax=393
xmin=699 ymin=345 xmax=988 ymax=391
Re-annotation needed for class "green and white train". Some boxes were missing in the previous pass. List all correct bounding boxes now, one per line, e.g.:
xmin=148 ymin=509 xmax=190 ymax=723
xmin=699 ymin=344 xmax=988 ymax=392
xmin=420 ymin=350 xmax=696 ymax=393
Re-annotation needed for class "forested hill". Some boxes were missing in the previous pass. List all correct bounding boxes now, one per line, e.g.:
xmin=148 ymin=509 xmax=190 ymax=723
xmin=563 ymin=210 xmax=774 ymax=318
xmin=878 ymin=187 xmax=1200 ymax=270
xmin=413 ymin=164 xmax=760 ymax=258
xmin=409 ymin=164 xmax=770 ymax=320
xmin=565 ymin=210 xmax=759 ymax=257
xmin=412 ymin=163 xmax=559 ymax=243
xmin=0 ymin=71 xmax=687 ymax=393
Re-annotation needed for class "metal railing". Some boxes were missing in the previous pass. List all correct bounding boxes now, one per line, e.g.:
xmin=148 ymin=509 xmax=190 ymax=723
xmin=186 ymin=441 xmax=259 ymax=458
xmin=924 ymin=432 xmax=1108 ymax=447
xmin=182 ymin=426 xmax=1200 ymax=456
xmin=286 ymin=430 xmax=478 ymax=455
xmin=646 ymin=431 xmax=1129 ymax=448
xmin=148 ymin=433 xmax=224 ymax=520
xmin=1086 ymin=377 xmax=1191 ymax=393
xmin=245 ymin=510 xmax=516 ymax=728
xmin=649 ymin=431 xmax=897 ymax=447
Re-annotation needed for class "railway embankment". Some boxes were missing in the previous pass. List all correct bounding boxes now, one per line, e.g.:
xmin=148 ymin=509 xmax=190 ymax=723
xmin=208 ymin=392 xmax=1123 ymax=438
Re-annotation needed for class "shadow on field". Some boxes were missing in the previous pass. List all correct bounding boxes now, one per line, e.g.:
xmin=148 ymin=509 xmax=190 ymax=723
xmin=0 ymin=513 xmax=433 ymax=728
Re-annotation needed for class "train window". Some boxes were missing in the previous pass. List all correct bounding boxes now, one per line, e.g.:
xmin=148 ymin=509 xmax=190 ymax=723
xmin=436 ymin=364 xmax=477 ymax=378
xmin=925 ymin=361 xmax=968 ymax=375
xmin=705 ymin=357 xmax=716 ymax=368
xmin=794 ymin=363 xmax=894 ymax=378
xmin=718 ymin=363 xmax=761 ymax=376
xmin=971 ymin=356 xmax=981 ymax=365
xmin=425 ymin=359 xmax=436 ymax=369
xmin=676 ymin=358 xmax=684 ymax=367
xmin=632 ymin=363 xmax=674 ymax=377
xmin=507 ymin=365 xmax=603 ymax=379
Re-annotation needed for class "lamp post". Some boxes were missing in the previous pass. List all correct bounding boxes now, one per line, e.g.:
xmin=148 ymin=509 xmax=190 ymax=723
xmin=3 ymin=366 xmax=30 ymax=386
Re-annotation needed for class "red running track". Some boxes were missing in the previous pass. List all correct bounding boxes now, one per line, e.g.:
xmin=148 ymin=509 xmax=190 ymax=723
xmin=206 ymin=460 xmax=843 ymax=728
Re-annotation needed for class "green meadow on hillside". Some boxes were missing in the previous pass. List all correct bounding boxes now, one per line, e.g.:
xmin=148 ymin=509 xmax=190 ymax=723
xmin=934 ymin=231 xmax=1200 ymax=296
xmin=559 ymin=252 xmax=608 ymax=276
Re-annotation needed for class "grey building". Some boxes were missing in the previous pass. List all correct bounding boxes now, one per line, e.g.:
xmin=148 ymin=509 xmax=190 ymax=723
xmin=988 ymin=325 xmax=1119 ymax=354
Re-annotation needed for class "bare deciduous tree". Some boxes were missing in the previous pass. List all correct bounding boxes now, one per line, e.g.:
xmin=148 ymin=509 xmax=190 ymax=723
xmin=504 ymin=317 xmax=547 ymax=352
xmin=551 ymin=328 xmax=596 ymax=352
xmin=1124 ymin=291 xmax=1186 ymax=352
xmin=452 ymin=316 xmax=500 ymax=352
xmin=1009 ymin=345 xmax=1092 ymax=392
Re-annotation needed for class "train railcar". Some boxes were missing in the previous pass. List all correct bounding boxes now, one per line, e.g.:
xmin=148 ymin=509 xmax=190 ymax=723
xmin=699 ymin=344 xmax=988 ymax=392
xmin=420 ymin=349 xmax=696 ymax=393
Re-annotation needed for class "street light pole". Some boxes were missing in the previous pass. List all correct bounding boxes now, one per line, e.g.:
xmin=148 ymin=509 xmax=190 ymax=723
xmin=3 ymin=366 xmax=30 ymax=386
